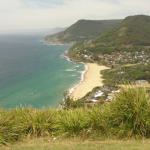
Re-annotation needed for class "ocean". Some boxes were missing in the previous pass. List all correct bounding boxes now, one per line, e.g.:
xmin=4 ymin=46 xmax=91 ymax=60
xmin=0 ymin=34 xmax=84 ymax=108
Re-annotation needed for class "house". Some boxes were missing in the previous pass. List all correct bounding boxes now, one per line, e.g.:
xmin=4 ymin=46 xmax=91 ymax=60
xmin=94 ymin=91 xmax=104 ymax=98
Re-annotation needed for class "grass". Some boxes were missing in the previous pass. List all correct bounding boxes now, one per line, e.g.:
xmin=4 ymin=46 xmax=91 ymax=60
xmin=0 ymin=86 xmax=150 ymax=146
xmin=2 ymin=138 xmax=150 ymax=150
xmin=57 ymin=109 xmax=89 ymax=136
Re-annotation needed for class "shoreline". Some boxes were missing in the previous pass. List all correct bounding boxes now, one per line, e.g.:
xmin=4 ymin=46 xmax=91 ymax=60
xmin=43 ymin=40 xmax=109 ymax=102
xmin=44 ymin=39 xmax=74 ymax=46
xmin=41 ymin=39 xmax=66 ymax=46
xmin=69 ymin=63 xmax=109 ymax=100
xmin=68 ymin=63 xmax=88 ymax=95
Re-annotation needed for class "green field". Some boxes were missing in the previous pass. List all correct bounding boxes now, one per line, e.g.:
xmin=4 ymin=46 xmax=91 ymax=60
xmin=101 ymin=63 xmax=150 ymax=86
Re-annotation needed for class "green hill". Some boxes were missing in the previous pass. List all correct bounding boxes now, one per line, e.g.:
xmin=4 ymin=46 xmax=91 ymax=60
xmin=45 ymin=19 xmax=122 ymax=43
xmin=69 ymin=15 xmax=150 ymax=61
xmin=95 ymin=15 xmax=150 ymax=46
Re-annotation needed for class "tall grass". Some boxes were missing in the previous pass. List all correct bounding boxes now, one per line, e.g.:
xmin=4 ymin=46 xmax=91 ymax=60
xmin=109 ymin=86 xmax=150 ymax=137
xmin=0 ymin=86 xmax=149 ymax=145
xmin=18 ymin=109 xmax=56 ymax=137
xmin=57 ymin=109 xmax=89 ymax=136
xmin=88 ymin=106 xmax=110 ymax=136
xmin=0 ymin=108 xmax=56 ymax=145
xmin=0 ymin=110 xmax=23 ymax=144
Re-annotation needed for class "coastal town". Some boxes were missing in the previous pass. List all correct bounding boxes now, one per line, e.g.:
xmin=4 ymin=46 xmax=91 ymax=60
xmin=71 ymin=47 xmax=150 ymax=67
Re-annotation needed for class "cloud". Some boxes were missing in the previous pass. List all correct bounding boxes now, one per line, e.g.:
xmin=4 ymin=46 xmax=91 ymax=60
xmin=24 ymin=0 xmax=64 ymax=8
xmin=0 ymin=0 xmax=150 ymax=32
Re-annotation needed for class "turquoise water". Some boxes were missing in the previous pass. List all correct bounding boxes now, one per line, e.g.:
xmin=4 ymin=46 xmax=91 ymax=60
xmin=0 ymin=34 xmax=84 ymax=108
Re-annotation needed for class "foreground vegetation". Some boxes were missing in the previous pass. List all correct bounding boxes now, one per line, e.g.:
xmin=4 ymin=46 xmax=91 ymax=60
xmin=0 ymin=86 xmax=150 ymax=146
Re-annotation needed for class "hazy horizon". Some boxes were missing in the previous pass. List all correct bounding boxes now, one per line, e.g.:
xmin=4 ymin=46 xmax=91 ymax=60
xmin=0 ymin=0 xmax=150 ymax=33
xmin=0 ymin=27 xmax=66 ymax=35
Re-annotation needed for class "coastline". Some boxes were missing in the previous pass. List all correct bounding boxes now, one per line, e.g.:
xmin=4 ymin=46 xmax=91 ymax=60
xmin=69 ymin=63 xmax=109 ymax=100
xmin=68 ymin=63 xmax=87 ymax=95
xmin=44 ymin=39 xmax=74 ymax=46
xmin=41 ymin=39 xmax=66 ymax=46
xmin=43 ymin=40 xmax=109 ymax=102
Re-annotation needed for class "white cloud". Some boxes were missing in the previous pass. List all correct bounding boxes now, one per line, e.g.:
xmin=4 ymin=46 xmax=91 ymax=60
xmin=0 ymin=0 xmax=150 ymax=32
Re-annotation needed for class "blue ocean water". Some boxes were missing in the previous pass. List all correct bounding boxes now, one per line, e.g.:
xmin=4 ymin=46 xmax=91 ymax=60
xmin=0 ymin=34 xmax=84 ymax=108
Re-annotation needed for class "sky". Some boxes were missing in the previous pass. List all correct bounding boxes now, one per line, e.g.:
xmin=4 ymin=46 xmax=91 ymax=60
xmin=0 ymin=0 xmax=150 ymax=32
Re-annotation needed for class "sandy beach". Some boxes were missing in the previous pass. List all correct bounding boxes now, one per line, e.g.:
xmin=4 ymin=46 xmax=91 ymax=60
xmin=70 ymin=63 xmax=109 ymax=100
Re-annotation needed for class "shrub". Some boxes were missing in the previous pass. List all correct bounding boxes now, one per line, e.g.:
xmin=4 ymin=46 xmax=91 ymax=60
xmin=0 ymin=108 xmax=57 ymax=145
xmin=57 ymin=109 xmax=89 ymax=136
xmin=0 ymin=111 xmax=23 ymax=145
xmin=15 ymin=108 xmax=56 ymax=137
xmin=109 ymin=86 xmax=150 ymax=137
xmin=63 ymin=95 xmax=84 ymax=109
xmin=88 ymin=106 xmax=110 ymax=136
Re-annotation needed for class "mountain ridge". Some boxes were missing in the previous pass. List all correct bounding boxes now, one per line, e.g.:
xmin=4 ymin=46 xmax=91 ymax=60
xmin=45 ymin=19 xmax=122 ymax=43
xmin=94 ymin=15 xmax=150 ymax=46
xmin=70 ymin=15 xmax=150 ymax=55
xmin=68 ymin=15 xmax=150 ymax=68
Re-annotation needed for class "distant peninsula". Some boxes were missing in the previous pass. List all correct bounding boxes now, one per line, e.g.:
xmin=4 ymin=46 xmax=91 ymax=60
xmin=45 ymin=19 xmax=122 ymax=44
